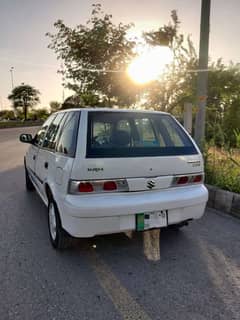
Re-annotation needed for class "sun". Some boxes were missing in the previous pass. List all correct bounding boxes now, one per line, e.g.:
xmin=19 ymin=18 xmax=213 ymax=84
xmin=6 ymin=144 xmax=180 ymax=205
xmin=127 ymin=46 xmax=173 ymax=84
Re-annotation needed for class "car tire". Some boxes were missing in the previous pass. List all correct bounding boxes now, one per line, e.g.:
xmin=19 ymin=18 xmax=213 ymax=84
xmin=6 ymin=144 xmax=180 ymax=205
xmin=24 ymin=161 xmax=35 ymax=192
xmin=48 ymin=200 xmax=71 ymax=250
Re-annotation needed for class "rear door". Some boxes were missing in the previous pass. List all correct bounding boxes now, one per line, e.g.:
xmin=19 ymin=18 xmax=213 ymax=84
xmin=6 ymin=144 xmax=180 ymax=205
xmin=71 ymin=111 xmax=203 ymax=191
xmin=53 ymin=111 xmax=80 ymax=200
xmin=35 ymin=112 xmax=65 ymax=197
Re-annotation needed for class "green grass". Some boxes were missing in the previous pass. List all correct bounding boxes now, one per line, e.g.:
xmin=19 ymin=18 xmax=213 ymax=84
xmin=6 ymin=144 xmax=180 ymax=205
xmin=205 ymin=147 xmax=240 ymax=194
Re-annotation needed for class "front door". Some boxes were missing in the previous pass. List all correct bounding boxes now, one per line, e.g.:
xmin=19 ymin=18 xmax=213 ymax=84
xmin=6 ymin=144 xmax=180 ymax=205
xmin=25 ymin=144 xmax=39 ymax=178
xmin=27 ymin=114 xmax=56 ymax=190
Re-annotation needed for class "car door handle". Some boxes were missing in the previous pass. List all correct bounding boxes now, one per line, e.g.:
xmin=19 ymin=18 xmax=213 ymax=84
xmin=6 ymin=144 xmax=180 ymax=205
xmin=44 ymin=162 xmax=48 ymax=169
xmin=33 ymin=155 xmax=36 ymax=160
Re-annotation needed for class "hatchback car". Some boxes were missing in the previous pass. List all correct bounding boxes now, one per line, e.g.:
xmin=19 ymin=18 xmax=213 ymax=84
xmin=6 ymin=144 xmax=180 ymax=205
xmin=20 ymin=109 xmax=208 ymax=249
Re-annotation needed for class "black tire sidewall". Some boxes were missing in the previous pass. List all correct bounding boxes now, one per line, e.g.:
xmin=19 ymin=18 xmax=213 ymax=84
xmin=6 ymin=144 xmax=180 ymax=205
xmin=48 ymin=201 xmax=60 ymax=248
xmin=48 ymin=200 xmax=69 ymax=249
xmin=24 ymin=159 xmax=34 ymax=191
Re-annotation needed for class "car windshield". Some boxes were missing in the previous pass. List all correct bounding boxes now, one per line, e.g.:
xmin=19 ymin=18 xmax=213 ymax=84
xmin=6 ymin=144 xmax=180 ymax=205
xmin=87 ymin=111 xmax=198 ymax=158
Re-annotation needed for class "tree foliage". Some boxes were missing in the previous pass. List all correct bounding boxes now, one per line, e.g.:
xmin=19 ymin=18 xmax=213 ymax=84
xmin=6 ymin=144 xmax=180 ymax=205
xmin=0 ymin=110 xmax=15 ymax=120
xmin=205 ymin=60 xmax=240 ymax=147
xmin=29 ymin=108 xmax=49 ymax=121
xmin=8 ymin=83 xmax=40 ymax=120
xmin=61 ymin=92 xmax=102 ymax=109
xmin=49 ymin=101 xmax=62 ymax=113
xmin=142 ymin=10 xmax=198 ymax=113
xmin=47 ymin=4 xmax=139 ymax=106
xmin=142 ymin=12 xmax=240 ymax=147
xmin=47 ymin=5 xmax=240 ymax=147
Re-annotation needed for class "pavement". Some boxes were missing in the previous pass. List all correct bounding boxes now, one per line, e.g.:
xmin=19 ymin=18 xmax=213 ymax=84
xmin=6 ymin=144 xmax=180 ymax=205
xmin=0 ymin=126 xmax=240 ymax=320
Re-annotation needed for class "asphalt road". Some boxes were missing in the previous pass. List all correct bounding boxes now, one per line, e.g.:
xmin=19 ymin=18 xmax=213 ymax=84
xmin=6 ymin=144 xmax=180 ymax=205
xmin=1 ymin=127 xmax=240 ymax=320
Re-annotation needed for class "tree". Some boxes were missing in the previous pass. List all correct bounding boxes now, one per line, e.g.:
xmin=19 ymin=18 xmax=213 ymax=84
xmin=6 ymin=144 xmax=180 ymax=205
xmin=49 ymin=101 xmax=62 ymax=113
xmin=143 ymin=13 xmax=240 ymax=146
xmin=205 ymin=60 xmax=240 ymax=147
xmin=46 ymin=4 xmax=139 ymax=107
xmin=8 ymin=83 xmax=40 ymax=120
xmin=142 ymin=10 xmax=198 ymax=114
xmin=47 ymin=6 xmax=239 ymax=147
xmin=0 ymin=110 xmax=15 ymax=120
xmin=29 ymin=108 xmax=49 ymax=121
xmin=223 ymin=99 xmax=240 ymax=147
xmin=61 ymin=95 xmax=83 ymax=110
xmin=61 ymin=92 xmax=102 ymax=110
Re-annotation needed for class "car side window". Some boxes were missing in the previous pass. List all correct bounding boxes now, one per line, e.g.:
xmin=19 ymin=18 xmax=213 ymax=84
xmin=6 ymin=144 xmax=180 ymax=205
xmin=34 ymin=114 xmax=56 ymax=147
xmin=42 ymin=113 xmax=65 ymax=150
xmin=56 ymin=111 xmax=80 ymax=157
xmin=160 ymin=117 xmax=185 ymax=147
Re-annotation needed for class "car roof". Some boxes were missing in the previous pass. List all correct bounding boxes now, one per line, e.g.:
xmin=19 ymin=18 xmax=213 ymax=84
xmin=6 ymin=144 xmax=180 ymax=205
xmin=54 ymin=107 xmax=169 ymax=115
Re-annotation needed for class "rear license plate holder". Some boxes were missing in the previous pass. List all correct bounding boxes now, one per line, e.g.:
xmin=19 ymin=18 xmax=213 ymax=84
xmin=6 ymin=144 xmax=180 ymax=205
xmin=136 ymin=210 xmax=168 ymax=231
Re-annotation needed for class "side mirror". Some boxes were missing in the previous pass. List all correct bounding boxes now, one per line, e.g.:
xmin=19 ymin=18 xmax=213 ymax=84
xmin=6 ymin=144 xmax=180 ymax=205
xmin=19 ymin=133 xmax=33 ymax=144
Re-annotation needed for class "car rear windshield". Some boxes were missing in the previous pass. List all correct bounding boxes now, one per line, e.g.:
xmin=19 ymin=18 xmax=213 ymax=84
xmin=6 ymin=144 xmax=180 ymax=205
xmin=86 ymin=111 xmax=198 ymax=158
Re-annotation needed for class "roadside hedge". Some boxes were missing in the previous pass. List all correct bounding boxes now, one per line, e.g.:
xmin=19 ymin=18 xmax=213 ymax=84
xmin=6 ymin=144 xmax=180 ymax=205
xmin=205 ymin=147 xmax=240 ymax=194
xmin=0 ymin=121 xmax=43 ymax=129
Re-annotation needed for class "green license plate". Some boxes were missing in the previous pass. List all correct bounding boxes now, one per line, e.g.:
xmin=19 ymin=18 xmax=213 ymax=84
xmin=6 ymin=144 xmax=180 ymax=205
xmin=136 ymin=213 xmax=145 ymax=231
xmin=136 ymin=211 xmax=168 ymax=231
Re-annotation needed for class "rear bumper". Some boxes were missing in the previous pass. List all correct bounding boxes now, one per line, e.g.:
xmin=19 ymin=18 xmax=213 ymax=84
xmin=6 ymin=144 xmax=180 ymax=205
xmin=59 ymin=184 xmax=208 ymax=237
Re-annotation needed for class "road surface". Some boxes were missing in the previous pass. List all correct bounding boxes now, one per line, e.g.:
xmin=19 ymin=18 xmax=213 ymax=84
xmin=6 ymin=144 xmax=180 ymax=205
xmin=0 ymin=127 xmax=240 ymax=320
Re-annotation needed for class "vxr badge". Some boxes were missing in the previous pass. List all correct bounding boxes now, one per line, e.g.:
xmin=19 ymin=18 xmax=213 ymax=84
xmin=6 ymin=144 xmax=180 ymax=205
xmin=147 ymin=179 xmax=156 ymax=189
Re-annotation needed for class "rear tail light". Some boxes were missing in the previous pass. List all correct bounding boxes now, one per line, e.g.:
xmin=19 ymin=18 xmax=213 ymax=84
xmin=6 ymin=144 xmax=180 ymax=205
xmin=69 ymin=179 xmax=129 ymax=194
xmin=192 ymin=175 xmax=203 ymax=183
xmin=176 ymin=176 xmax=189 ymax=185
xmin=78 ymin=182 xmax=94 ymax=193
xmin=103 ymin=181 xmax=117 ymax=191
xmin=172 ymin=174 xmax=204 ymax=187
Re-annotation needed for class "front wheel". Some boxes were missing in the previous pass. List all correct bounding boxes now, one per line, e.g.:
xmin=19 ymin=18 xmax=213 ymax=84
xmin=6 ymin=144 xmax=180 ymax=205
xmin=48 ymin=200 xmax=71 ymax=250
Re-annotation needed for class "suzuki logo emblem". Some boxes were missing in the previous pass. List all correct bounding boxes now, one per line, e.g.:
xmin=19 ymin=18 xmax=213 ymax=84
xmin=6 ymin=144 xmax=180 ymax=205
xmin=147 ymin=179 xmax=156 ymax=189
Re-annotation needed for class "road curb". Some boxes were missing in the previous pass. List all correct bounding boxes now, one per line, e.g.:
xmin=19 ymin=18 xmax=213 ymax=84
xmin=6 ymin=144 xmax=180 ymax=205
xmin=206 ymin=184 xmax=240 ymax=218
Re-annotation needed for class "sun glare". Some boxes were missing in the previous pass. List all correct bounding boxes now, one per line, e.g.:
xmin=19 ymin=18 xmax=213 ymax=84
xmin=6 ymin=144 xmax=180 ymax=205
xmin=127 ymin=46 xmax=173 ymax=84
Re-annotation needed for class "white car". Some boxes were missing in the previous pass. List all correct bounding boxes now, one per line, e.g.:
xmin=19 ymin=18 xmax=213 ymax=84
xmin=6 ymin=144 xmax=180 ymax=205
xmin=20 ymin=108 xmax=208 ymax=249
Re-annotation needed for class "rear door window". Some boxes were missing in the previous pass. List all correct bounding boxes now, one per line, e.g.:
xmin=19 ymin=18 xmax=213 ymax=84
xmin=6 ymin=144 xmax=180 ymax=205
xmin=87 ymin=112 xmax=197 ymax=158
xmin=42 ymin=113 xmax=65 ymax=150
xmin=56 ymin=111 xmax=80 ymax=157
xmin=33 ymin=114 xmax=56 ymax=147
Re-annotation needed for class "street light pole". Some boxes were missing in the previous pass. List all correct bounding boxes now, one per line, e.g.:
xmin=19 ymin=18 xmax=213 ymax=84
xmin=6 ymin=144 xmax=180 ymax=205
xmin=10 ymin=67 xmax=14 ymax=90
xmin=194 ymin=0 xmax=211 ymax=147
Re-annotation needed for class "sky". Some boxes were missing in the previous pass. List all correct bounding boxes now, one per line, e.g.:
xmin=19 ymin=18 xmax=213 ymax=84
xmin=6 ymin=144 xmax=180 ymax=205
xmin=0 ymin=0 xmax=240 ymax=109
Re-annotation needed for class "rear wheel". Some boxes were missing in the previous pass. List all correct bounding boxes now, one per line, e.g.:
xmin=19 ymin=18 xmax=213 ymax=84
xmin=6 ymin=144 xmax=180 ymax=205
xmin=48 ymin=200 xmax=71 ymax=250
xmin=24 ymin=161 xmax=35 ymax=192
